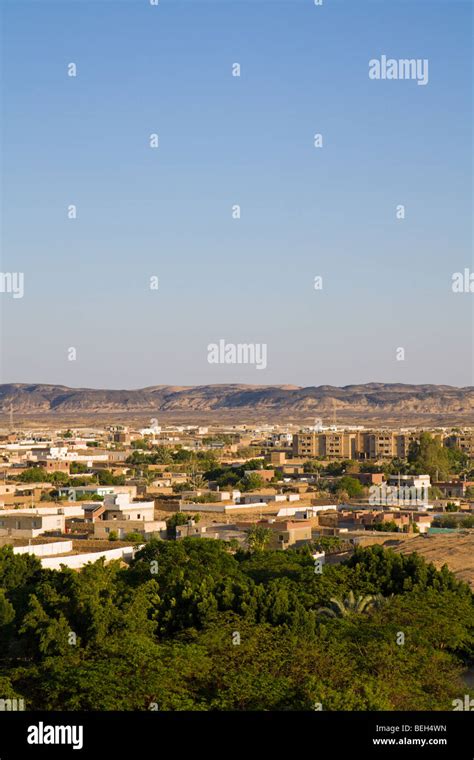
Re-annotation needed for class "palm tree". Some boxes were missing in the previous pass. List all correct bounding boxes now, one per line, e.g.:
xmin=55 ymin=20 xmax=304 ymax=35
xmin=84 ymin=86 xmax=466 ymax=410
xmin=371 ymin=592 xmax=392 ymax=610
xmin=189 ymin=474 xmax=208 ymax=490
xmin=246 ymin=525 xmax=272 ymax=553
xmin=317 ymin=591 xmax=379 ymax=619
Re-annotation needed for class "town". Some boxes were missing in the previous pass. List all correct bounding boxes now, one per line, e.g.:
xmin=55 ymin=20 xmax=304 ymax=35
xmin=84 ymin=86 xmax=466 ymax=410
xmin=1 ymin=418 xmax=472 ymax=583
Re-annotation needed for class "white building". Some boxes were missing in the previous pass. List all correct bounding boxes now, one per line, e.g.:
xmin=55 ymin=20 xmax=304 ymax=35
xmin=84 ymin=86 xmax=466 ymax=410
xmin=93 ymin=494 xmax=164 ymax=540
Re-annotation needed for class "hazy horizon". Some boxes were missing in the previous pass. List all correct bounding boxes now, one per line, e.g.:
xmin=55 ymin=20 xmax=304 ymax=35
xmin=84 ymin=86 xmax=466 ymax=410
xmin=1 ymin=379 xmax=473 ymax=391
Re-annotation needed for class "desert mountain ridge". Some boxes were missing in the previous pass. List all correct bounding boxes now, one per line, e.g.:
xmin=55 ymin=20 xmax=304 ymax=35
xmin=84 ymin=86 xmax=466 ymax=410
xmin=0 ymin=382 xmax=473 ymax=424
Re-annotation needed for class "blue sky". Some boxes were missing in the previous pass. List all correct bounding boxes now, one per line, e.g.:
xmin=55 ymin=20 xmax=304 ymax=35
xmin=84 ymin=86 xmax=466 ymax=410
xmin=1 ymin=0 xmax=472 ymax=389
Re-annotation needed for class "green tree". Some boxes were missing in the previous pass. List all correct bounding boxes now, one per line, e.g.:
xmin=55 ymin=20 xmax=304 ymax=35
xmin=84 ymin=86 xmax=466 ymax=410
xmin=97 ymin=470 xmax=125 ymax=486
xmin=368 ymin=521 xmax=399 ymax=532
xmin=154 ymin=446 xmax=174 ymax=465
xmin=408 ymin=433 xmax=452 ymax=480
xmin=49 ymin=471 xmax=70 ymax=486
xmin=124 ymin=532 xmax=145 ymax=543
xmin=166 ymin=512 xmax=190 ymax=538
xmin=335 ymin=476 xmax=364 ymax=498
xmin=246 ymin=525 xmax=272 ymax=553
xmin=13 ymin=467 xmax=48 ymax=483
xmin=318 ymin=591 xmax=380 ymax=619
xmin=240 ymin=473 xmax=265 ymax=492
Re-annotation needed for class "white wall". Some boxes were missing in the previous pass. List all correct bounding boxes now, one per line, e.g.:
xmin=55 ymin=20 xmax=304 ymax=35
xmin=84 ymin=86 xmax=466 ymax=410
xmin=277 ymin=505 xmax=337 ymax=518
xmin=13 ymin=541 xmax=73 ymax=556
xmin=41 ymin=545 xmax=142 ymax=569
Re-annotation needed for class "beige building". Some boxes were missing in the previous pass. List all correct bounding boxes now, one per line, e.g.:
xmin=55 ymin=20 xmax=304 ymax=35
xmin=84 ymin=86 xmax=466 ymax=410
xmin=267 ymin=520 xmax=313 ymax=549
xmin=93 ymin=493 xmax=165 ymax=540
xmin=94 ymin=518 xmax=166 ymax=540
xmin=396 ymin=433 xmax=417 ymax=459
xmin=292 ymin=432 xmax=356 ymax=459
xmin=364 ymin=433 xmax=396 ymax=459
xmin=269 ymin=451 xmax=287 ymax=465
xmin=0 ymin=511 xmax=65 ymax=538
xmin=293 ymin=430 xmax=458 ymax=461
xmin=292 ymin=433 xmax=322 ymax=458
xmin=450 ymin=433 xmax=474 ymax=458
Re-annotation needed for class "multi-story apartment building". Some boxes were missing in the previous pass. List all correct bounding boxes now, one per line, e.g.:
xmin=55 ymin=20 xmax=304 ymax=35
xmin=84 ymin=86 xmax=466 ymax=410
xmin=448 ymin=433 xmax=474 ymax=458
xmin=358 ymin=433 xmax=396 ymax=459
xmin=292 ymin=430 xmax=469 ymax=461
xmin=292 ymin=432 xmax=356 ymax=459
xmin=293 ymin=433 xmax=323 ymax=458
xmin=326 ymin=432 xmax=358 ymax=458
xmin=396 ymin=433 xmax=417 ymax=459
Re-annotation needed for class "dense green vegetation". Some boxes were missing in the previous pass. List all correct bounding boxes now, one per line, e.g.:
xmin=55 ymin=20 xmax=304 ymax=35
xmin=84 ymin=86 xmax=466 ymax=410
xmin=408 ymin=433 xmax=469 ymax=480
xmin=0 ymin=541 xmax=472 ymax=711
xmin=12 ymin=467 xmax=125 ymax=488
xmin=365 ymin=521 xmax=400 ymax=532
xmin=300 ymin=437 xmax=471 ymax=482
xmin=333 ymin=476 xmax=365 ymax=498
xmin=188 ymin=460 xmax=273 ymax=492
xmin=126 ymin=446 xmax=219 ymax=473
xmin=433 ymin=515 xmax=474 ymax=529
